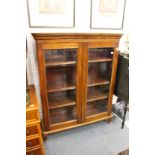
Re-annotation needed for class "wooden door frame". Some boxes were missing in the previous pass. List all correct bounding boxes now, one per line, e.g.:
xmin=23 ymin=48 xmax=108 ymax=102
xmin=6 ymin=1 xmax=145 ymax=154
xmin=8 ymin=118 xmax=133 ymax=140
xmin=36 ymin=42 xmax=83 ymax=131
xmin=36 ymin=43 xmax=50 ymax=131
xmin=81 ymin=43 xmax=88 ymax=122
xmin=81 ymin=42 xmax=119 ymax=122
xmin=107 ymin=47 xmax=119 ymax=115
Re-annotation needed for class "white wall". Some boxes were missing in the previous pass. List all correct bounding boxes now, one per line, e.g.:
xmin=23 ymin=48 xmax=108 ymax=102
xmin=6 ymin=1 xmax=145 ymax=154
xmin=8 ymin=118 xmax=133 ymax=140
xmin=27 ymin=0 xmax=128 ymax=34
xmin=26 ymin=0 xmax=129 ymax=118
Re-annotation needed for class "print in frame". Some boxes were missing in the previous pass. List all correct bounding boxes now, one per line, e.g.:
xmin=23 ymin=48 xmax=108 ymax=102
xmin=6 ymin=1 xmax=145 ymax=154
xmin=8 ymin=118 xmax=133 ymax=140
xmin=90 ymin=0 xmax=126 ymax=29
xmin=27 ymin=0 xmax=75 ymax=28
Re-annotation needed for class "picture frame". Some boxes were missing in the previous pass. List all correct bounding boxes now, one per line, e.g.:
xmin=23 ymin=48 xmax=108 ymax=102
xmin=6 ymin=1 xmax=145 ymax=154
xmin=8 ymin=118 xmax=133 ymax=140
xmin=90 ymin=0 xmax=126 ymax=29
xmin=27 ymin=0 xmax=75 ymax=28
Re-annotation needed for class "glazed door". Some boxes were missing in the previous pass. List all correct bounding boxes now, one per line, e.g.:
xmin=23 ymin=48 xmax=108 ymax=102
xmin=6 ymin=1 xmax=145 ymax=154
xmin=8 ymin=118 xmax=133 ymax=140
xmin=82 ymin=43 xmax=118 ymax=122
xmin=38 ymin=43 xmax=82 ymax=130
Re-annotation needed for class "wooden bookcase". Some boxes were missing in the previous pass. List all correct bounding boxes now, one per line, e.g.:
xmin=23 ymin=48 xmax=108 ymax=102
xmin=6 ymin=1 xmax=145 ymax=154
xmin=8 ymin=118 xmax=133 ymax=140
xmin=32 ymin=33 xmax=122 ymax=137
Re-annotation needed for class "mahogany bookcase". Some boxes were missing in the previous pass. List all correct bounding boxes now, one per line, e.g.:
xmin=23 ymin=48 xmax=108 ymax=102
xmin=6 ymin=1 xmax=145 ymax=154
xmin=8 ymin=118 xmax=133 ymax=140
xmin=32 ymin=33 xmax=122 ymax=137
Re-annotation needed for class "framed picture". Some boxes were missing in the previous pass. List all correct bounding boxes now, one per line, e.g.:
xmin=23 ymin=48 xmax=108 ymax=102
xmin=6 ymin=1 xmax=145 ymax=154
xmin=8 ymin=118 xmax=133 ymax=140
xmin=90 ymin=0 xmax=126 ymax=29
xmin=27 ymin=0 xmax=75 ymax=28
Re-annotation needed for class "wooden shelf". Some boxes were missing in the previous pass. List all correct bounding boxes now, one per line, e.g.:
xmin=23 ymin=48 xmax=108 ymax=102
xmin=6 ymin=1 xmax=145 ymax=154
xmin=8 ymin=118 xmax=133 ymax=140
xmin=46 ymin=60 xmax=76 ymax=67
xmin=87 ymin=92 xmax=108 ymax=102
xmin=49 ymin=107 xmax=76 ymax=125
xmin=88 ymin=58 xmax=112 ymax=63
xmin=50 ymin=115 xmax=76 ymax=125
xmin=46 ymin=70 xmax=76 ymax=92
xmin=88 ymin=77 xmax=110 ymax=87
xmin=47 ymin=83 xmax=75 ymax=93
xmin=48 ymin=98 xmax=76 ymax=109
xmin=86 ymin=100 xmax=108 ymax=117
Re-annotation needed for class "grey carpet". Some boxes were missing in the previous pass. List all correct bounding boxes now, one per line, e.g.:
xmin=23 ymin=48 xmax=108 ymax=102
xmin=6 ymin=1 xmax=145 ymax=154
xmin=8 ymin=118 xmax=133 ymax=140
xmin=45 ymin=115 xmax=129 ymax=155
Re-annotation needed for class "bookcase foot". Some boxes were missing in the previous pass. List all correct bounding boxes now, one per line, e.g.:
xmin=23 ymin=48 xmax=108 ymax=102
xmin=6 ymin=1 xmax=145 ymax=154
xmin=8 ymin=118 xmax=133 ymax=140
xmin=107 ymin=118 xmax=112 ymax=123
xmin=43 ymin=134 xmax=47 ymax=141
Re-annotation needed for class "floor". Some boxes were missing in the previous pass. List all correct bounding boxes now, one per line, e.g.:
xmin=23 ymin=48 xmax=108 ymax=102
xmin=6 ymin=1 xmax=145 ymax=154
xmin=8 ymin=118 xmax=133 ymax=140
xmin=44 ymin=115 xmax=129 ymax=155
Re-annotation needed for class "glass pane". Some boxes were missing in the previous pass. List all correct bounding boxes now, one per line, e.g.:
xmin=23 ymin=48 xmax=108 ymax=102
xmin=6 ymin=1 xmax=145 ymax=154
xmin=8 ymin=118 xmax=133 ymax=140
xmin=88 ymin=62 xmax=112 ymax=85
xmin=46 ymin=66 xmax=76 ymax=92
xmin=86 ymin=99 xmax=108 ymax=117
xmin=89 ymin=48 xmax=113 ymax=62
xmin=49 ymin=106 xmax=77 ymax=124
xmin=86 ymin=47 xmax=113 ymax=117
xmin=88 ymin=48 xmax=113 ymax=85
xmin=48 ymin=90 xmax=76 ymax=109
xmin=87 ymin=85 xmax=109 ymax=102
xmin=44 ymin=49 xmax=77 ymax=66
xmin=44 ymin=48 xmax=78 ymax=125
